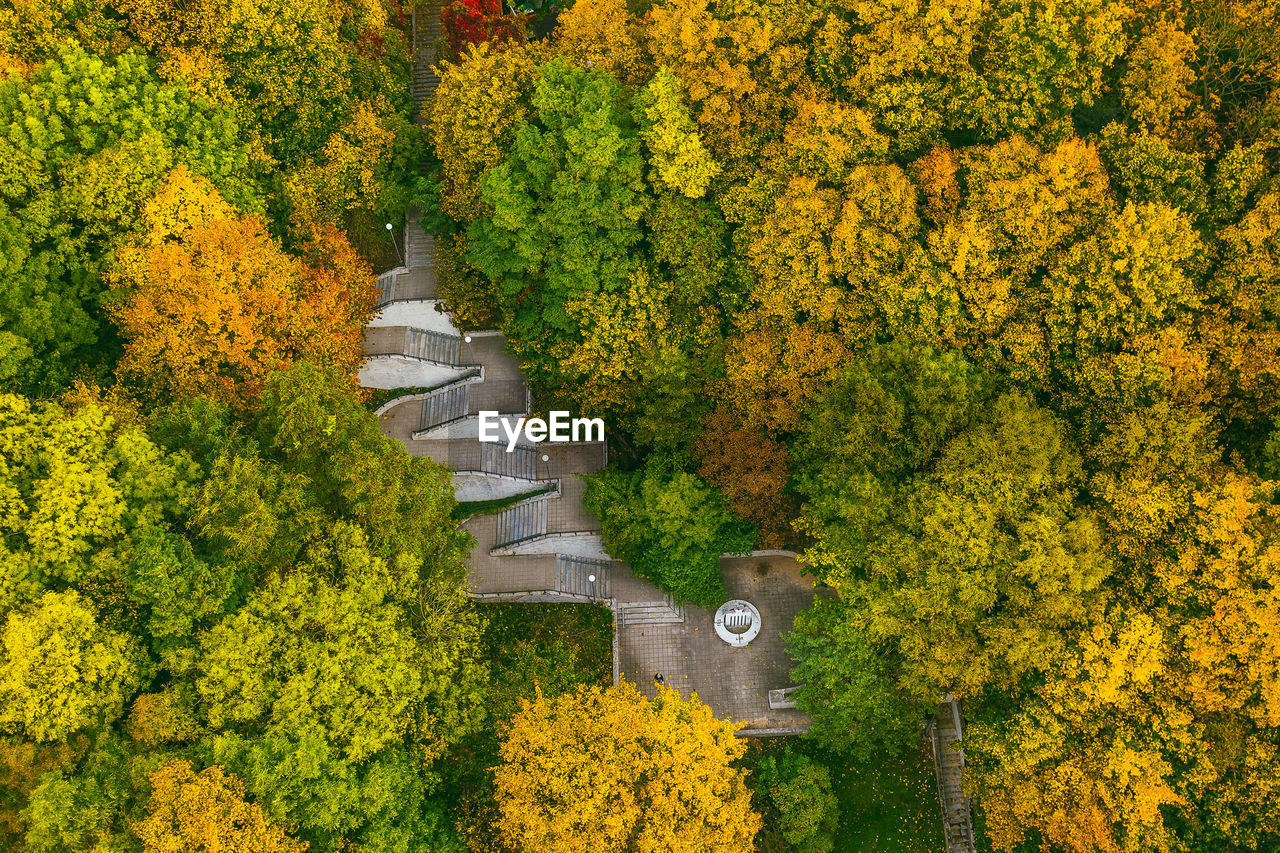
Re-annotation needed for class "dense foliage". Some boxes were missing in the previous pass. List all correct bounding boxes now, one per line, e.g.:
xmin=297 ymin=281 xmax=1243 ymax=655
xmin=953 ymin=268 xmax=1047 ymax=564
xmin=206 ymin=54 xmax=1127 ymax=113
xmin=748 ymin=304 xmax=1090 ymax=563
xmin=493 ymin=682 xmax=760 ymax=853
xmin=426 ymin=1 xmax=1280 ymax=850
xmin=7 ymin=0 xmax=1280 ymax=848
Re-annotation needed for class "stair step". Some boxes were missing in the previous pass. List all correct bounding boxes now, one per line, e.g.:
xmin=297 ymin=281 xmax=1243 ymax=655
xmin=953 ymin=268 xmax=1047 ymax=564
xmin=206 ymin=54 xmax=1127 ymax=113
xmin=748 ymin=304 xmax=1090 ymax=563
xmin=375 ymin=268 xmax=405 ymax=308
xmin=556 ymin=556 xmax=611 ymax=599
xmin=494 ymin=498 xmax=548 ymax=548
xmin=420 ymin=382 xmax=471 ymax=430
xmin=405 ymin=217 xmax=433 ymax=269
xmin=618 ymin=601 xmax=684 ymax=625
xmin=481 ymin=442 xmax=541 ymax=480
xmin=404 ymin=327 xmax=461 ymax=364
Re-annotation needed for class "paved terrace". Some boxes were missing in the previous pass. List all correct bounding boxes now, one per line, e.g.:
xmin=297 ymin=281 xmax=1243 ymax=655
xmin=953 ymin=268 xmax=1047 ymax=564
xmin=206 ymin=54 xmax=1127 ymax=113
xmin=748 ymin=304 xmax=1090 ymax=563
xmin=619 ymin=555 xmax=819 ymax=732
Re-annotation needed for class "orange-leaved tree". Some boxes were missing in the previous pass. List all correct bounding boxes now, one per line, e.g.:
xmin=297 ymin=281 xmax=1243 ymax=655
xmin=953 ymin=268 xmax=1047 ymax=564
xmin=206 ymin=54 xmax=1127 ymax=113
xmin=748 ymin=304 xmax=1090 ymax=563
xmin=111 ymin=167 xmax=375 ymax=405
xmin=493 ymin=682 xmax=760 ymax=853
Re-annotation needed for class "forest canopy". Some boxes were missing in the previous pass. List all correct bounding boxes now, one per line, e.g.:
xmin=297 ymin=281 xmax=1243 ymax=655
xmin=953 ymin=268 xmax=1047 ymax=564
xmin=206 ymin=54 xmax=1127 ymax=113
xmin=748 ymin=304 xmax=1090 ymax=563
xmin=2 ymin=0 xmax=1280 ymax=851
xmin=423 ymin=0 xmax=1280 ymax=850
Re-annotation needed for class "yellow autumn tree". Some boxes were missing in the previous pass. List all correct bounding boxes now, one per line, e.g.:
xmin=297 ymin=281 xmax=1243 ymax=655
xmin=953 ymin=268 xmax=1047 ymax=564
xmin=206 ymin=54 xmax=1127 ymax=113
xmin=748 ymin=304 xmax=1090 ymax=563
xmin=968 ymin=611 xmax=1185 ymax=853
xmin=635 ymin=67 xmax=721 ymax=198
xmin=110 ymin=168 xmax=375 ymax=405
xmin=553 ymin=0 xmax=647 ymax=81
xmin=136 ymin=760 xmax=307 ymax=853
xmin=747 ymin=176 xmax=845 ymax=325
xmin=430 ymin=42 xmax=537 ymax=221
xmin=1202 ymin=189 xmax=1280 ymax=422
xmin=1122 ymin=18 xmax=1198 ymax=137
xmin=284 ymin=98 xmax=397 ymax=237
xmin=1168 ymin=472 xmax=1280 ymax=727
xmin=645 ymin=0 xmax=773 ymax=156
xmin=562 ymin=265 xmax=687 ymax=413
xmin=493 ymin=682 xmax=760 ymax=853
xmin=780 ymin=97 xmax=889 ymax=182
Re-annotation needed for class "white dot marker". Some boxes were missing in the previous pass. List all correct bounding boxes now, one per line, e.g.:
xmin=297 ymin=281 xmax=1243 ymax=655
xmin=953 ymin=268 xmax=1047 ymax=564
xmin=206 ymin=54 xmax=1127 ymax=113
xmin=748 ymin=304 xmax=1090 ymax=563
xmin=385 ymin=222 xmax=393 ymax=231
xmin=464 ymin=335 xmax=472 ymax=343
xmin=542 ymin=454 xmax=549 ymax=462
xmin=588 ymin=574 xmax=596 ymax=583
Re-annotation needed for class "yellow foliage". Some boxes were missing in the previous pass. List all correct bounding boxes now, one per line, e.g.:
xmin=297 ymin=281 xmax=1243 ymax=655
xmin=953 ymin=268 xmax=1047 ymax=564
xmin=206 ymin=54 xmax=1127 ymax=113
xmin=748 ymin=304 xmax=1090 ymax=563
xmin=137 ymin=760 xmax=307 ymax=853
xmin=285 ymin=99 xmax=397 ymax=236
xmin=782 ymin=97 xmax=888 ymax=180
xmin=493 ymin=683 xmax=760 ymax=853
xmin=645 ymin=0 xmax=773 ymax=155
xmin=971 ymin=611 xmax=1185 ymax=853
xmin=563 ymin=266 xmax=681 ymax=412
xmin=554 ymin=0 xmax=647 ymax=80
xmin=1121 ymin=19 xmax=1198 ymax=136
xmin=430 ymin=43 xmax=536 ymax=221
xmin=1168 ymin=472 xmax=1280 ymax=726
xmin=133 ymin=164 xmax=235 ymax=246
xmin=841 ymin=0 xmax=985 ymax=91
xmin=636 ymin=67 xmax=721 ymax=197
xmin=747 ymin=176 xmax=844 ymax=324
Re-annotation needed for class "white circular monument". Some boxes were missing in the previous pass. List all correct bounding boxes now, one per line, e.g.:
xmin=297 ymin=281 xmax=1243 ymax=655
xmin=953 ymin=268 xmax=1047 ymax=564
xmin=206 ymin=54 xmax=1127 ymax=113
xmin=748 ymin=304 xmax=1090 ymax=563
xmin=714 ymin=600 xmax=761 ymax=647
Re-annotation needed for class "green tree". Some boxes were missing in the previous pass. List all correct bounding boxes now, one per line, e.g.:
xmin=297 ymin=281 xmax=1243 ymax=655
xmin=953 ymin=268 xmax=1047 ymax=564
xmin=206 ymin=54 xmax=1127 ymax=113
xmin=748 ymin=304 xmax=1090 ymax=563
xmin=194 ymin=530 xmax=447 ymax=763
xmin=0 ymin=393 xmax=198 ymax=613
xmin=801 ymin=389 xmax=1111 ymax=700
xmin=468 ymin=59 xmax=650 ymax=376
xmin=22 ymin=734 xmax=143 ymax=853
xmin=584 ymin=459 xmax=754 ymax=606
xmin=209 ymin=732 xmax=464 ymax=853
xmin=754 ymin=748 xmax=840 ymax=853
xmin=786 ymin=598 xmax=919 ymax=759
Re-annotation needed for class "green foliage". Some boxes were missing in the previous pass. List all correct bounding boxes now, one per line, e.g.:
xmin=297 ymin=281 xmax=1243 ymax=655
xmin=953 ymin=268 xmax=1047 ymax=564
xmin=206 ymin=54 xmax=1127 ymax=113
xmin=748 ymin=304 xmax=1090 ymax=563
xmin=584 ymin=458 xmax=754 ymax=606
xmin=787 ymin=598 xmax=919 ymax=760
xmin=0 ymin=393 xmax=199 ymax=611
xmin=209 ymin=732 xmax=464 ymax=853
xmin=22 ymin=734 xmax=146 ymax=853
xmin=468 ymin=59 xmax=650 ymax=367
xmin=754 ymin=748 xmax=840 ymax=853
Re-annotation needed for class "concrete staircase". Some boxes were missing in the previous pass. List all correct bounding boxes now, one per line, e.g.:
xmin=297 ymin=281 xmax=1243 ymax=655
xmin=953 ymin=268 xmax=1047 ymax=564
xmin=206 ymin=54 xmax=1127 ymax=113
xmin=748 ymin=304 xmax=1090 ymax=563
xmin=930 ymin=697 xmax=976 ymax=853
xmin=376 ymin=267 xmax=408 ymax=308
xmin=411 ymin=2 xmax=444 ymax=120
xmin=556 ymin=555 xmax=611 ymax=600
xmin=618 ymin=596 xmax=686 ymax=627
xmin=419 ymin=377 xmax=478 ymax=431
xmin=404 ymin=327 xmax=462 ymax=364
xmin=494 ymin=497 xmax=549 ymax=548
xmin=481 ymin=442 xmax=541 ymax=480
xmin=405 ymin=218 xmax=433 ymax=270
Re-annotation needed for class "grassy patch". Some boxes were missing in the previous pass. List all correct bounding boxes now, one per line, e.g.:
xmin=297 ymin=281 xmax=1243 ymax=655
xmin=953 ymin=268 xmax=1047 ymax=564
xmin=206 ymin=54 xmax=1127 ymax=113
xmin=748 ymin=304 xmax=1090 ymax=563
xmin=833 ymin=746 xmax=945 ymax=852
xmin=362 ymin=386 xmax=438 ymax=413
xmin=452 ymin=488 xmax=553 ymax=520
